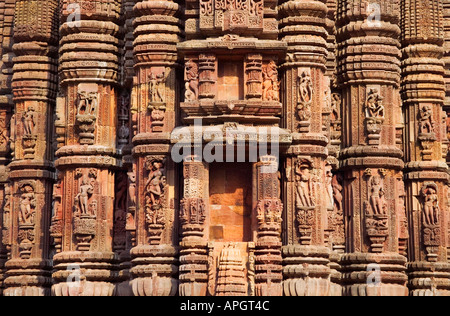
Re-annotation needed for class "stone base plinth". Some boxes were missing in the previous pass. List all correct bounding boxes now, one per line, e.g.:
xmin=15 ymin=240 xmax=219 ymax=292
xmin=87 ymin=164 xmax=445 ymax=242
xmin=282 ymin=245 xmax=331 ymax=296
xmin=179 ymin=241 xmax=208 ymax=296
xmin=52 ymin=252 xmax=118 ymax=296
xmin=408 ymin=262 xmax=450 ymax=296
xmin=4 ymin=259 xmax=52 ymax=296
xmin=340 ymin=253 xmax=408 ymax=296
xmin=130 ymin=245 xmax=178 ymax=296
xmin=329 ymin=252 xmax=342 ymax=296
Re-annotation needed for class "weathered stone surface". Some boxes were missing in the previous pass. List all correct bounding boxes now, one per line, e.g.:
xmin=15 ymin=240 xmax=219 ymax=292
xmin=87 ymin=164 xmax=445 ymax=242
xmin=0 ymin=0 xmax=449 ymax=297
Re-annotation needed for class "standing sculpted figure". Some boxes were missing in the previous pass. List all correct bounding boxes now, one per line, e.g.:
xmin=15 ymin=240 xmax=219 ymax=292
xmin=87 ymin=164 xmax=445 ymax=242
xmin=369 ymin=176 xmax=386 ymax=215
xmin=185 ymin=59 xmax=199 ymax=101
xmin=75 ymin=178 xmax=94 ymax=216
xmin=423 ymin=186 xmax=440 ymax=226
xmin=19 ymin=184 xmax=36 ymax=225
xmin=23 ymin=107 xmax=36 ymax=135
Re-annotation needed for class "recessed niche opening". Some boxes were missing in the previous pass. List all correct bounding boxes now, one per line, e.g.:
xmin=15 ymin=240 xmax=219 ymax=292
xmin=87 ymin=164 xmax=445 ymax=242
xmin=209 ymin=162 xmax=252 ymax=242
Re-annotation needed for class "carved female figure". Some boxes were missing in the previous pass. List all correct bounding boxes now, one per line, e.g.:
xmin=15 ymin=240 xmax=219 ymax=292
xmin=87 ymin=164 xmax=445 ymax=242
xmin=185 ymin=59 xmax=199 ymax=101
xmin=369 ymin=176 xmax=386 ymax=215
xmin=127 ymin=170 xmax=136 ymax=207
xmin=75 ymin=179 xmax=94 ymax=216
xmin=145 ymin=160 xmax=165 ymax=208
xmin=298 ymin=70 xmax=313 ymax=105
xmin=23 ymin=107 xmax=36 ymax=135
xmin=0 ymin=114 xmax=8 ymax=146
xmin=295 ymin=160 xmax=314 ymax=208
xmin=262 ymin=60 xmax=279 ymax=101
xmin=365 ymin=89 xmax=385 ymax=119
xmin=419 ymin=105 xmax=433 ymax=135
xmin=19 ymin=184 xmax=36 ymax=225
xmin=423 ymin=187 xmax=440 ymax=227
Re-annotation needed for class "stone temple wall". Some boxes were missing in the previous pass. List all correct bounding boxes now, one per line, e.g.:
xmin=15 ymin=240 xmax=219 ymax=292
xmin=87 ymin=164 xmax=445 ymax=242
xmin=0 ymin=0 xmax=449 ymax=296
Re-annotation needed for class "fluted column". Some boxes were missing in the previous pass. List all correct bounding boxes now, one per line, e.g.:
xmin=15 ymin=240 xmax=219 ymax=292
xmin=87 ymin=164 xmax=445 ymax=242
xmin=3 ymin=0 xmax=58 ymax=296
xmin=336 ymin=0 xmax=408 ymax=296
xmin=280 ymin=0 xmax=333 ymax=296
xmin=129 ymin=0 xmax=181 ymax=296
xmin=401 ymin=0 xmax=450 ymax=296
xmin=51 ymin=0 xmax=122 ymax=296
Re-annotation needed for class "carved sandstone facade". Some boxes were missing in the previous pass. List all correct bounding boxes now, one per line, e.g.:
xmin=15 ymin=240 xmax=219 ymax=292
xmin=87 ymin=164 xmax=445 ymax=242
xmin=0 ymin=0 xmax=449 ymax=297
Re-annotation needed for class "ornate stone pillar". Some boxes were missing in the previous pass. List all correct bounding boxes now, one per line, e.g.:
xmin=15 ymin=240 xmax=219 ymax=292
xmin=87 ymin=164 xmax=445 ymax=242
xmin=129 ymin=0 xmax=181 ymax=296
xmin=279 ymin=0 xmax=333 ymax=296
xmin=3 ymin=0 xmax=58 ymax=296
xmin=51 ymin=0 xmax=122 ymax=296
xmin=0 ymin=0 xmax=15 ymax=296
xmin=336 ymin=0 xmax=408 ymax=296
xmin=179 ymin=157 xmax=209 ymax=296
xmin=254 ymin=156 xmax=283 ymax=296
xmin=401 ymin=0 xmax=450 ymax=296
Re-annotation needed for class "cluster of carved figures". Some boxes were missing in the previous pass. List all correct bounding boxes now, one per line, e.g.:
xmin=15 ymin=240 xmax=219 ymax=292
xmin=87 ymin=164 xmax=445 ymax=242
xmin=2 ymin=0 xmax=450 ymax=297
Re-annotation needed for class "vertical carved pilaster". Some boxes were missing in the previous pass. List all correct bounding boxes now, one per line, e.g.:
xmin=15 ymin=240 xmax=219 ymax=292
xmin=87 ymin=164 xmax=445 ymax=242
xmin=280 ymin=0 xmax=333 ymax=296
xmin=337 ymin=0 xmax=408 ymax=296
xmin=51 ymin=0 xmax=122 ymax=296
xmin=179 ymin=157 xmax=209 ymax=296
xmin=3 ymin=0 xmax=58 ymax=296
xmin=254 ymin=156 xmax=282 ymax=296
xmin=129 ymin=0 xmax=181 ymax=297
xmin=401 ymin=0 xmax=450 ymax=296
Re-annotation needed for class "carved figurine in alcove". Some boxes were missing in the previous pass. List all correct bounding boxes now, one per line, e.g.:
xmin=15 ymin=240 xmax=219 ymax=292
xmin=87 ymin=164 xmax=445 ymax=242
xmin=297 ymin=69 xmax=313 ymax=122
xmin=23 ymin=106 xmax=36 ymax=135
xmin=295 ymin=159 xmax=315 ymax=208
xmin=369 ymin=176 xmax=387 ymax=216
xmin=75 ymin=178 xmax=94 ymax=217
xmin=262 ymin=60 xmax=279 ymax=101
xmin=365 ymin=89 xmax=385 ymax=120
xmin=149 ymin=72 xmax=166 ymax=104
xmin=185 ymin=59 xmax=199 ymax=101
xmin=18 ymin=183 xmax=36 ymax=226
xmin=419 ymin=105 xmax=434 ymax=135
xmin=422 ymin=184 xmax=440 ymax=227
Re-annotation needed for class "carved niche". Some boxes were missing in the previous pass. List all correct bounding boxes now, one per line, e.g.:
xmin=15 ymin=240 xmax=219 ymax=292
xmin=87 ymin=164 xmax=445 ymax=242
xmin=22 ymin=106 xmax=37 ymax=159
xmin=1 ymin=184 xmax=11 ymax=249
xmin=297 ymin=68 xmax=313 ymax=131
xmin=114 ymin=172 xmax=128 ymax=253
xmin=144 ymin=156 xmax=167 ymax=244
xmin=185 ymin=59 xmax=199 ymax=102
xmin=363 ymin=169 xmax=389 ymax=253
xmin=418 ymin=105 xmax=435 ymax=139
xmin=0 ymin=111 xmax=10 ymax=154
xmin=418 ymin=105 xmax=437 ymax=161
xmin=364 ymin=88 xmax=385 ymax=146
xmin=76 ymin=84 xmax=99 ymax=145
xmin=199 ymin=0 xmax=264 ymax=32
xmin=421 ymin=182 xmax=441 ymax=262
xmin=126 ymin=166 xmax=137 ymax=247
xmin=294 ymin=158 xmax=318 ymax=245
xmin=73 ymin=168 xmax=98 ymax=251
xmin=118 ymin=91 xmax=130 ymax=148
xmin=262 ymin=60 xmax=279 ymax=102
xmin=50 ymin=174 xmax=63 ymax=253
xmin=17 ymin=181 xmax=37 ymax=259
xmin=330 ymin=93 xmax=342 ymax=144
xmin=148 ymin=69 xmax=168 ymax=133
xmin=330 ymin=174 xmax=345 ymax=252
